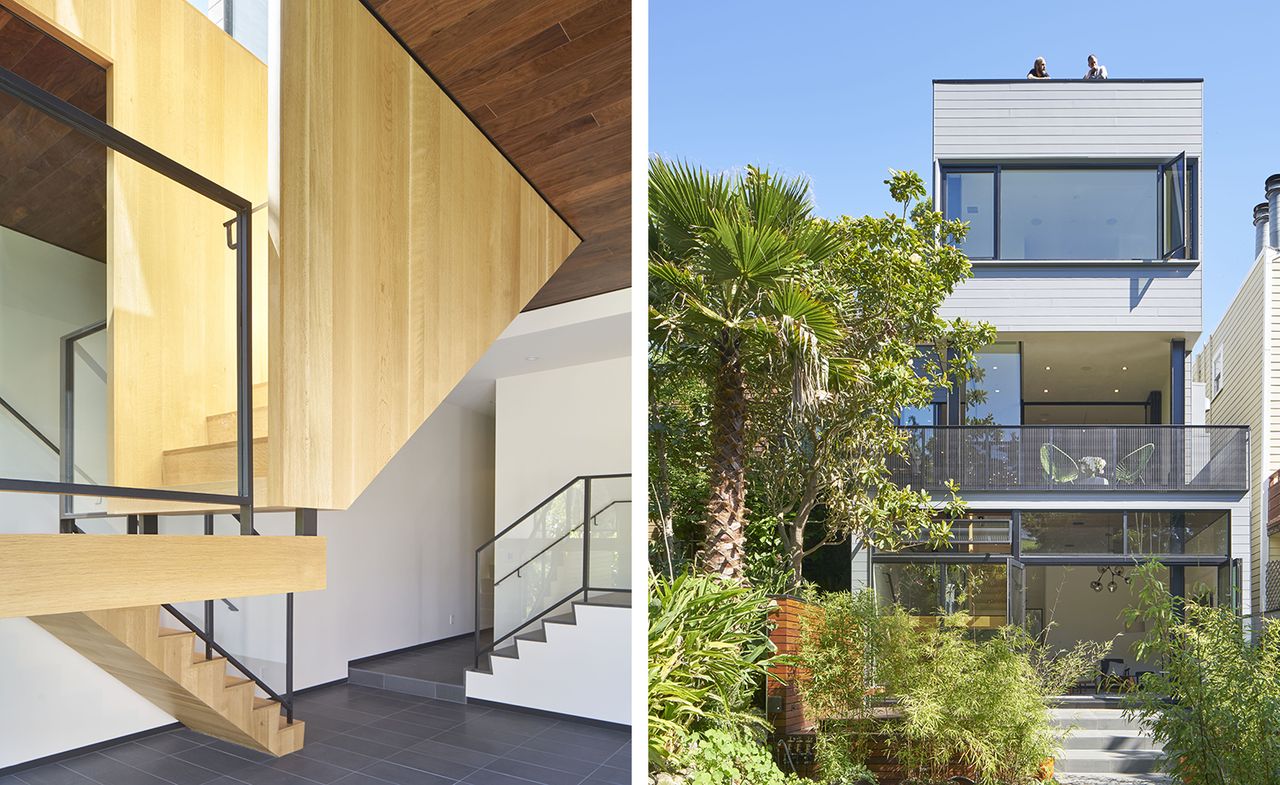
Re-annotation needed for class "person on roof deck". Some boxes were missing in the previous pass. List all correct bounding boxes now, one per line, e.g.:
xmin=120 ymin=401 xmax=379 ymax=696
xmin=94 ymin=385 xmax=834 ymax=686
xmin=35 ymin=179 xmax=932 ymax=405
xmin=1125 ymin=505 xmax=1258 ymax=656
xmin=1027 ymin=57 xmax=1050 ymax=79
xmin=1085 ymin=54 xmax=1108 ymax=80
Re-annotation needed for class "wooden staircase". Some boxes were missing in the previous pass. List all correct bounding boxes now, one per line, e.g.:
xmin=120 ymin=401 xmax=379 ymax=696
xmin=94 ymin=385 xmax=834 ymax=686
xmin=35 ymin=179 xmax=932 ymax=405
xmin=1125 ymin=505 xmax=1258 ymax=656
xmin=30 ymin=605 xmax=304 ymax=756
xmin=162 ymin=384 xmax=269 ymax=487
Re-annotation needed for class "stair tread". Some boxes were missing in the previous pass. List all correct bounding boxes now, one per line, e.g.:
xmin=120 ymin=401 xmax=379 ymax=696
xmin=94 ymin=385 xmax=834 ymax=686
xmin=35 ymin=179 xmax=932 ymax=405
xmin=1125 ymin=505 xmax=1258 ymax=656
xmin=515 ymin=629 xmax=547 ymax=643
xmin=159 ymin=628 xmax=194 ymax=638
xmin=224 ymin=675 xmax=253 ymax=688
xmin=254 ymin=697 xmax=279 ymax=711
xmin=543 ymin=613 xmax=576 ymax=626
xmin=191 ymin=654 xmax=228 ymax=667
xmin=165 ymin=436 xmax=269 ymax=457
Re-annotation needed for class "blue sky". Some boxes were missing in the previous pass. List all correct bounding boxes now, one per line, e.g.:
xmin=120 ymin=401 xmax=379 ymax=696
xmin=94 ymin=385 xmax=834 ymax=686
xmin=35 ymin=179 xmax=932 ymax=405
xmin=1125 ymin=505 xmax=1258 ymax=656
xmin=649 ymin=0 xmax=1280 ymax=340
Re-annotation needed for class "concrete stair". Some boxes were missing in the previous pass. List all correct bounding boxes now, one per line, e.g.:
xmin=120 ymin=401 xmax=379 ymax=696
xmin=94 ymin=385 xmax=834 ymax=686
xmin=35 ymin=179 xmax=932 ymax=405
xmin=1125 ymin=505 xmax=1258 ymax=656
xmin=1052 ymin=707 xmax=1165 ymax=777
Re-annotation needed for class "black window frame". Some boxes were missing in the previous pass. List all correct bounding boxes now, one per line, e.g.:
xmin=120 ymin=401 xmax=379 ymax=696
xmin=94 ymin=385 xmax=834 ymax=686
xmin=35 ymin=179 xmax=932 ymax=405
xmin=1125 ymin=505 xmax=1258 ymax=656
xmin=938 ymin=160 xmax=1199 ymax=262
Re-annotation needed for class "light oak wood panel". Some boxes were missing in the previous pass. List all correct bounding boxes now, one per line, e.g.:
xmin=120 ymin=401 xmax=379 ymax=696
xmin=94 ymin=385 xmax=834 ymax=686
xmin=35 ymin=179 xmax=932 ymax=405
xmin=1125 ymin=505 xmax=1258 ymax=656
xmin=31 ymin=606 xmax=304 ymax=755
xmin=274 ymin=0 xmax=579 ymax=509
xmin=6 ymin=0 xmax=270 ymax=495
xmin=0 ymin=535 xmax=325 ymax=618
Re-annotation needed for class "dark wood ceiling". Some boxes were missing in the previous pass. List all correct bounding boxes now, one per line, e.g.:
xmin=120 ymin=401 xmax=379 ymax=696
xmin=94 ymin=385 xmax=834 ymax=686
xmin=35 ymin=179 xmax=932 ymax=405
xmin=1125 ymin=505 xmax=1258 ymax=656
xmin=0 ymin=6 xmax=106 ymax=262
xmin=364 ymin=0 xmax=631 ymax=311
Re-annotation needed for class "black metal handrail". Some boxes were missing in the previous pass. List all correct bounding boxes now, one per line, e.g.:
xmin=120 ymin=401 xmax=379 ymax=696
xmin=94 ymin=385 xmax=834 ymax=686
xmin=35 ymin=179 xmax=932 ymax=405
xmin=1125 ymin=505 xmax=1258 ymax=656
xmin=162 ymin=602 xmax=291 ymax=717
xmin=491 ymin=498 xmax=632 ymax=588
xmin=0 ymin=393 xmax=59 ymax=454
xmin=479 ymin=473 xmax=631 ymax=549
xmin=474 ymin=475 xmax=631 ymax=669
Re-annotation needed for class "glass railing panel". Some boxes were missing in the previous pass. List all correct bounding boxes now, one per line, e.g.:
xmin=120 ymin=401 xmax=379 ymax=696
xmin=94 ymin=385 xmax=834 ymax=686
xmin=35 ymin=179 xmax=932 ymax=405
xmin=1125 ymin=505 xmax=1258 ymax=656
xmin=492 ymin=528 xmax=584 ymax=642
xmin=587 ymin=476 xmax=630 ymax=592
xmin=489 ymin=479 xmax=590 ymax=641
xmin=0 ymin=68 xmax=255 ymax=515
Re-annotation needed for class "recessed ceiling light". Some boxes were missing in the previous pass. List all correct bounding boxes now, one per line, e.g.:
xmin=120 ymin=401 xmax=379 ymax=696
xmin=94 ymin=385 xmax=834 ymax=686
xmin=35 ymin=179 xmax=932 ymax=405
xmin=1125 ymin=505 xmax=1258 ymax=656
xmin=1122 ymin=366 xmax=1128 ymax=371
xmin=994 ymin=389 xmax=1001 ymax=394
xmin=1043 ymin=388 xmax=1049 ymax=394
xmin=525 ymin=356 xmax=540 ymax=361
xmin=1045 ymin=366 xmax=1051 ymax=371
xmin=1114 ymin=389 xmax=1120 ymax=393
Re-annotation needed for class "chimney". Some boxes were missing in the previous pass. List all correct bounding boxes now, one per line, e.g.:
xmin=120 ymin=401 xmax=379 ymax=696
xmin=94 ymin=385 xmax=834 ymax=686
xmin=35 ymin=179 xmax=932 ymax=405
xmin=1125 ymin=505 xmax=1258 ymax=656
xmin=1256 ymin=202 xmax=1271 ymax=259
xmin=1267 ymin=173 xmax=1280 ymax=249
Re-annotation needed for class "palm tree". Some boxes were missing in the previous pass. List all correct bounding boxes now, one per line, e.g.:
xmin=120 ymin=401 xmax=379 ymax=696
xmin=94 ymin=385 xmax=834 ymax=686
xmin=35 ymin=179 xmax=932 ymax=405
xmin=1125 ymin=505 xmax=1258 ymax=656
xmin=648 ymin=158 xmax=843 ymax=581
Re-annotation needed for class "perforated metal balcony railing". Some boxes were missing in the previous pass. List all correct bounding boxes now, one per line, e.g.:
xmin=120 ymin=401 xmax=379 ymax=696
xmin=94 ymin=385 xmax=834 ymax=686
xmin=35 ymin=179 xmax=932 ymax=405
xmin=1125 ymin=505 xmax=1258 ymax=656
xmin=889 ymin=425 xmax=1248 ymax=493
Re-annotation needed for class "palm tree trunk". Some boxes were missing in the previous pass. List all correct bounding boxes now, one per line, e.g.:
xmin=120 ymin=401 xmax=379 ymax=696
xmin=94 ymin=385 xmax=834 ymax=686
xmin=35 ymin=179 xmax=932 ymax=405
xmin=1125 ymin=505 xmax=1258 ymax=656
xmin=703 ymin=331 xmax=748 ymax=581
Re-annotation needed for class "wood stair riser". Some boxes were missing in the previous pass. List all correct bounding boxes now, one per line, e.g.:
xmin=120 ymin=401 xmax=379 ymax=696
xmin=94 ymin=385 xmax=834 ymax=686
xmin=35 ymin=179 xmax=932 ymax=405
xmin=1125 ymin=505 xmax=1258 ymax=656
xmin=161 ymin=437 xmax=269 ymax=486
xmin=206 ymin=406 xmax=269 ymax=443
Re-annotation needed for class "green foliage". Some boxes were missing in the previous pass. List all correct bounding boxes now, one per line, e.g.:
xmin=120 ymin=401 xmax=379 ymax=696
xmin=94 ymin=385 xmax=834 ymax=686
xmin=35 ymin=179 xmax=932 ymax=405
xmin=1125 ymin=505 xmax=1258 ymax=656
xmin=649 ymin=361 xmax=710 ymax=576
xmin=679 ymin=728 xmax=808 ymax=785
xmin=1122 ymin=561 xmax=1280 ymax=784
xmin=647 ymin=571 xmax=776 ymax=769
xmin=648 ymin=159 xmax=996 ymax=586
xmin=796 ymin=591 xmax=1105 ymax=785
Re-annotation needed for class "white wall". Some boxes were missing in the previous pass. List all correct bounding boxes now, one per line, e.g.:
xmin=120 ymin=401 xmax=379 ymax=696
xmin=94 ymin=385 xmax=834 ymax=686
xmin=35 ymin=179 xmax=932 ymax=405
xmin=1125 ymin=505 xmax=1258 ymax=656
xmin=0 ymin=226 xmax=106 ymax=490
xmin=465 ymin=603 xmax=630 ymax=725
xmin=494 ymin=357 xmax=632 ymax=528
xmin=491 ymin=357 xmax=631 ymax=637
xmin=0 ymin=401 xmax=494 ymax=769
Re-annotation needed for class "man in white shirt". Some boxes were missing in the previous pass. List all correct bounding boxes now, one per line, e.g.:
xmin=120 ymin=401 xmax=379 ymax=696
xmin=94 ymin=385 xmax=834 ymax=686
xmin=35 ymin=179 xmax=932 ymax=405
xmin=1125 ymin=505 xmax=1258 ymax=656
xmin=1085 ymin=54 xmax=1108 ymax=80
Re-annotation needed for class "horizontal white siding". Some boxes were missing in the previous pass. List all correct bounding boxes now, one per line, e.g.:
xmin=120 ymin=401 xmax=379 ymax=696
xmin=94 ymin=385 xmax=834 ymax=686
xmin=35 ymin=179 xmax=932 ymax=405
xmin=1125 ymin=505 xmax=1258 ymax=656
xmin=940 ymin=263 xmax=1202 ymax=333
xmin=1195 ymin=254 xmax=1267 ymax=609
xmin=934 ymin=81 xmax=1203 ymax=159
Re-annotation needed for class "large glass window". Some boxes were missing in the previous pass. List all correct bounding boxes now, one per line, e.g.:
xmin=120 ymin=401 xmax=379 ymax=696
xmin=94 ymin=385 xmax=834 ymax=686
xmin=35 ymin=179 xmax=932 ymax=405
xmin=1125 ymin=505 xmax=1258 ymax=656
xmin=1001 ymin=169 xmax=1156 ymax=260
xmin=944 ymin=171 xmax=995 ymax=259
xmin=1020 ymin=511 xmax=1125 ymax=555
xmin=899 ymin=347 xmax=948 ymax=426
xmin=1019 ymin=510 xmax=1229 ymax=556
xmin=874 ymin=563 xmax=940 ymax=615
xmin=1129 ymin=510 xmax=1228 ymax=556
xmin=940 ymin=162 xmax=1197 ymax=261
xmin=964 ymin=343 xmax=1021 ymax=425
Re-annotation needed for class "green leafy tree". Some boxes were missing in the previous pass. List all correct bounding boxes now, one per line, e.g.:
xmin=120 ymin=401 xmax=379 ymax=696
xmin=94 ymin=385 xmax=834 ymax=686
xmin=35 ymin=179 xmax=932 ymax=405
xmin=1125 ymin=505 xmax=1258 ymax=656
xmin=749 ymin=171 xmax=995 ymax=584
xmin=1122 ymin=561 xmax=1280 ymax=784
xmin=649 ymin=158 xmax=845 ymax=581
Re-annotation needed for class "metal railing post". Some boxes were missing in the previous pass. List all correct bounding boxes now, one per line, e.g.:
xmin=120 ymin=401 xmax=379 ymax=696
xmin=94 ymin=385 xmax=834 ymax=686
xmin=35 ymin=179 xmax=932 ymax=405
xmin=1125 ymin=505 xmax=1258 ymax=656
xmin=286 ymin=591 xmax=294 ymax=723
xmin=474 ymin=546 xmax=482 ymax=670
xmin=204 ymin=514 xmax=214 ymax=659
xmin=234 ymin=209 xmax=254 ymax=536
xmin=581 ymin=479 xmax=592 ymax=603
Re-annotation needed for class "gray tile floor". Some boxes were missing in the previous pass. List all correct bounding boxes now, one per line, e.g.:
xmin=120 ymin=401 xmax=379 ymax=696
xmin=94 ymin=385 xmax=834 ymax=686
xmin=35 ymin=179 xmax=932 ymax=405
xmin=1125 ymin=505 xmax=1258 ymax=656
xmin=2 ymin=684 xmax=630 ymax=785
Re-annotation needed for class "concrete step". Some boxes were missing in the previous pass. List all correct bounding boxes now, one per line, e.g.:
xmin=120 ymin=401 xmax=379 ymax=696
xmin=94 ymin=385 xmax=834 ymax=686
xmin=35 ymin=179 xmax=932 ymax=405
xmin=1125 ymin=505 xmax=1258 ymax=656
xmin=1056 ymin=749 xmax=1165 ymax=775
xmin=1062 ymin=729 xmax=1162 ymax=752
xmin=1051 ymin=708 xmax=1144 ymax=731
xmin=1057 ymin=775 xmax=1173 ymax=785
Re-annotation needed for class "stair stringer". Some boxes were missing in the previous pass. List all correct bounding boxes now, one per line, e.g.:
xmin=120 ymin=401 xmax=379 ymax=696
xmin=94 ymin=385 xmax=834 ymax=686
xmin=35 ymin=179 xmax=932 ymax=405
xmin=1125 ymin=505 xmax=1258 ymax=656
xmin=465 ymin=601 xmax=630 ymax=725
xmin=29 ymin=606 xmax=303 ymax=756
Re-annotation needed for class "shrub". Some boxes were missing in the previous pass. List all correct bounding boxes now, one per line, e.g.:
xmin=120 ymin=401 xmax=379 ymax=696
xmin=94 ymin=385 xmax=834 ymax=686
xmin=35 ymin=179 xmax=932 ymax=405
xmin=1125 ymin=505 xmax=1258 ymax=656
xmin=1123 ymin=561 xmax=1280 ymax=784
xmin=796 ymin=590 xmax=1105 ymax=785
xmin=647 ymin=571 xmax=776 ymax=769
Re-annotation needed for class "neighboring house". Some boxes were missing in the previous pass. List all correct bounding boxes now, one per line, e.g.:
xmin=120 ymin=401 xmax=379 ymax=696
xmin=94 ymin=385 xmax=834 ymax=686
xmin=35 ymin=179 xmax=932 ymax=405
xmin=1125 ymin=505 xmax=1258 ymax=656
xmin=868 ymin=78 xmax=1250 ymax=683
xmin=0 ymin=0 xmax=630 ymax=779
xmin=1192 ymin=175 xmax=1280 ymax=617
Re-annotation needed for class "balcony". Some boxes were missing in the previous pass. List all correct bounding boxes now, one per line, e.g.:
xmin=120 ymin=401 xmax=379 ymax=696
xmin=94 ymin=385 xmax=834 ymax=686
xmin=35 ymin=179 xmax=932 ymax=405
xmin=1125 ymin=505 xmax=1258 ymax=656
xmin=890 ymin=425 xmax=1248 ymax=494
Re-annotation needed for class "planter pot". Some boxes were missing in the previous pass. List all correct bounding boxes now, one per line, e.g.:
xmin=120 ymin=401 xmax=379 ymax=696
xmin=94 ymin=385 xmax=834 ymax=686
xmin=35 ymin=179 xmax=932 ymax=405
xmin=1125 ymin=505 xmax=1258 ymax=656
xmin=1035 ymin=757 xmax=1054 ymax=781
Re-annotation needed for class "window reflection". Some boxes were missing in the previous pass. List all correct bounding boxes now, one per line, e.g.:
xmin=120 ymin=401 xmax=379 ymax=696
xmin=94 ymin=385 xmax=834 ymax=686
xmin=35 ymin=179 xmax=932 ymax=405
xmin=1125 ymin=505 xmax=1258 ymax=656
xmin=944 ymin=171 xmax=995 ymax=259
xmin=1001 ymin=169 xmax=1156 ymax=260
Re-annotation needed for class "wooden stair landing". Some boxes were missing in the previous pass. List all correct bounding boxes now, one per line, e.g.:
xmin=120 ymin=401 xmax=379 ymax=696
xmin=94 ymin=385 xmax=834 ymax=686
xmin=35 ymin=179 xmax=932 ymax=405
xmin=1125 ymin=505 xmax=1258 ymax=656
xmin=31 ymin=605 xmax=303 ymax=756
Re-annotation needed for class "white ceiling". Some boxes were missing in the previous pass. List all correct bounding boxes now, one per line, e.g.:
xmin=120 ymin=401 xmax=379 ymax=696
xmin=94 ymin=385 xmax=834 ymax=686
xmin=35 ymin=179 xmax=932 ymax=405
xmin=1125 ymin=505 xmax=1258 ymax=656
xmin=443 ymin=289 xmax=631 ymax=414
xmin=1012 ymin=332 xmax=1176 ymax=403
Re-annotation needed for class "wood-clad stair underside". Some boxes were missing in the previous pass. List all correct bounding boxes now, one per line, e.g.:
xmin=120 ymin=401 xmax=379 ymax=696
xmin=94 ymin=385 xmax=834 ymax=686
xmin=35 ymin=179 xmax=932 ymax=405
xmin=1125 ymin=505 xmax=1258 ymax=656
xmin=30 ymin=605 xmax=303 ymax=756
